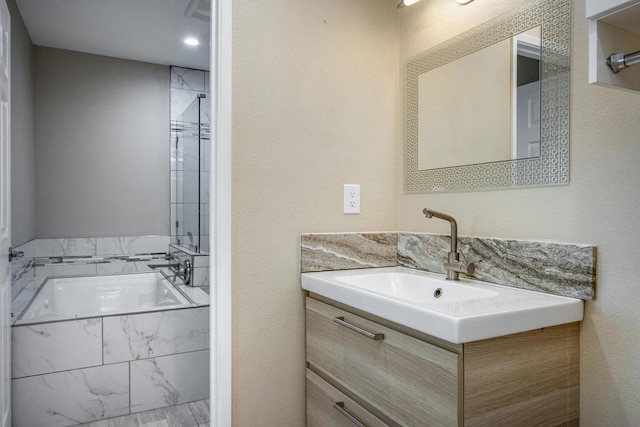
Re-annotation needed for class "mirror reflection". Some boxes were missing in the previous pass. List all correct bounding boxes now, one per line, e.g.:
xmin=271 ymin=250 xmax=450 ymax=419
xmin=403 ymin=0 xmax=571 ymax=193
xmin=418 ymin=27 xmax=541 ymax=170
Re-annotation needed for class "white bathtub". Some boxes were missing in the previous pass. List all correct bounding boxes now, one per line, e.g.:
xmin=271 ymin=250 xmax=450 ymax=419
xmin=18 ymin=272 xmax=192 ymax=323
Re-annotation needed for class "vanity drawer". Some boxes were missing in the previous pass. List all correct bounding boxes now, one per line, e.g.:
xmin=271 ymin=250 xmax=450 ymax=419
xmin=307 ymin=369 xmax=389 ymax=427
xmin=306 ymin=297 xmax=461 ymax=426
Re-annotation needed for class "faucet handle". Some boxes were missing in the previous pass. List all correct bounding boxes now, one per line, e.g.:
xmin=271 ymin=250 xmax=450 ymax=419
xmin=444 ymin=260 xmax=476 ymax=276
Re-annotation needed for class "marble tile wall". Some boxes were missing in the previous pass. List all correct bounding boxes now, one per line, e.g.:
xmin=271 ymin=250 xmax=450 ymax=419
xmin=170 ymin=66 xmax=210 ymax=255
xmin=10 ymin=239 xmax=36 ymax=310
xmin=170 ymin=67 xmax=210 ymax=123
xmin=11 ymin=306 xmax=210 ymax=427
xmin=10 ymin=235 xmax=170 ymax=291
xmin=300 ymin=232 xmax=597 ymax=300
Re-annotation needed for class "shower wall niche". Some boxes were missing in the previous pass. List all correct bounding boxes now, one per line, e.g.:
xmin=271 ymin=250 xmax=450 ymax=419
xmin=170 ymin=67 xmax=210 ymax=253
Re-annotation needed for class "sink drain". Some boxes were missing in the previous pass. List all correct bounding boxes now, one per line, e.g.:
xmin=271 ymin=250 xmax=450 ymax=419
xmin=434 ymin=288 xmax=443 ymax=298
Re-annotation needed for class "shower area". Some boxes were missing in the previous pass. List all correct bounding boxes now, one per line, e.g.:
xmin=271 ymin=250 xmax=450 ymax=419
xmin=171 ymin=66 xmax=211 ymax=254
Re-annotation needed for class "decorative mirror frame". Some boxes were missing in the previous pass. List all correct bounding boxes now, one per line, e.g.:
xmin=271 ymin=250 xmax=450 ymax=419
xmin=404 ymin=0 xmax=570 ymax=193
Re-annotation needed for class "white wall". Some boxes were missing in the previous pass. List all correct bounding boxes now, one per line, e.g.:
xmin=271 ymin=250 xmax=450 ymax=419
xmin=8 ymin=0 xmax=35 ymax=246
xmin=232 ymin=0 xmax=398 ymax=423
xmin=398 ymin=0 xmax=640 ymax=425
xmin=33 ymin=47 xmax=170 ymax=238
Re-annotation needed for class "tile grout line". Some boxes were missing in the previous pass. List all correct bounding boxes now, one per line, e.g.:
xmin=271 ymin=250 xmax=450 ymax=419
xmin=129 ymin=361 xmax=132 ymax=416
xmin=186 ymin=400 xmax=200 ymax=425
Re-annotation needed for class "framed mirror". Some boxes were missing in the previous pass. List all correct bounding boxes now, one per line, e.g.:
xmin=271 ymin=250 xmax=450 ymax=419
xmin=404 ymin=0 xmax=571 ymax=193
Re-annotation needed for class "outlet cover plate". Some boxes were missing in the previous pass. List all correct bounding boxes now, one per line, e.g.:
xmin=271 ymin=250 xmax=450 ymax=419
xmin=344 ymin=184 xmax=360 ymax=214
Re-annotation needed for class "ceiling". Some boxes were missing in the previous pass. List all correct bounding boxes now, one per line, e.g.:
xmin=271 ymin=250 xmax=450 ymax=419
xmin=15 ymin=0 xmax=211 ymax=70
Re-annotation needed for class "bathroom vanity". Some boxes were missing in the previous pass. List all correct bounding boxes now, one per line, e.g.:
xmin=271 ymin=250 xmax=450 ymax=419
xmin=300 ymin=231 xmax=594 ymax=426
xmin=302 ymin=265 xmax=582 ymax=427
xmin=306 ymin=294 xmax=579 ymax=426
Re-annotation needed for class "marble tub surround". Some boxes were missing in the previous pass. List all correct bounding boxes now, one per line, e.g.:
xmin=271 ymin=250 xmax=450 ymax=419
xmin=130 ymin=350 xmax=210 ymax=413
xmin=103 ymin=307 xmax=209 ymax=364
xmin=178 ymin=284 xmax=210 ymax=305
xmin=300 ymin=233 xmax=397 ymax=272
xmin=301 ymin=232 xmax=597 ymax=300
xmin=13 ymin=363 xmax=130 ymax=427
xmin=10 ymin=268 xmax=209 ymax=326
xmin=10 ymin=277 xmax=45 ymax=324
xmin=9 ymin=235 xmax=211 ymax=426
xmin=11 ymin=306 xmax=210 ymax=427
xmin=12 ymin=318 xmax=103 ymax=378
xmin=10 ymin=239 xmax=36 ymax=304
xmin=9 ymin=235 xmax=186 ymax=323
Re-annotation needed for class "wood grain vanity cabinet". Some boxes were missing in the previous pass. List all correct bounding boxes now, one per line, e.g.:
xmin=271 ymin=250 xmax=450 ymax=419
xmin=305 ymin=295 xmax=579 ymax=427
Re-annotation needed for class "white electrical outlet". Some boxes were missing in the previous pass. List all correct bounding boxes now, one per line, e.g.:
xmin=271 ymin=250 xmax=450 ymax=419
xmin=343 ymin=184 xmax=360 ymax=214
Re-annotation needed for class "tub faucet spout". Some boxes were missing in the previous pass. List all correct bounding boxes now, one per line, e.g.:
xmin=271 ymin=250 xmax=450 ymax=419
xmin=172 ymin=259 xmax=192 ymax=285
xmin=423 ymin=208 xmax=475 ymax=280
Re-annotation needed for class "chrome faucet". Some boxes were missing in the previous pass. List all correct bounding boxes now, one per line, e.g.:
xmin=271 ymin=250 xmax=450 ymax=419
xmin=149 ymin=255 xmax=193 ymax=285
xmin=423 ymin=208 xmax=475 ymax=280
xmin=173 ymin=259 xmax=192 ymax=285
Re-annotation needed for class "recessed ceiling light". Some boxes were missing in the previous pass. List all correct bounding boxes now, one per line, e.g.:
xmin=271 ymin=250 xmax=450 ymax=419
xmin=184 ymin=38 xmax=200 ymax=46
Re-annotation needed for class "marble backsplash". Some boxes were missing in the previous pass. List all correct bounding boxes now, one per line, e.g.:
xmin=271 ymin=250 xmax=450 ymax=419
xmin=300 ymin=233 xmax=397 ymax=272
xmin=301 ymin=232 xmax=597 ymax=300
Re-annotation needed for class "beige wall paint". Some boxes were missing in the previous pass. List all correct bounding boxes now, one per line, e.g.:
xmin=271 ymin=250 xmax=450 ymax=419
xmin=398 ymin=1 xmax=640 ymax=425
xmin=232 ymin=0 xmax=398 ymax=424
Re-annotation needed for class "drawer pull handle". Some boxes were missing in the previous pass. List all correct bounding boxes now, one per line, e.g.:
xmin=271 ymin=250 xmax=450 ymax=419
xmin=333 ymin=401 xmax=368 ymax=427
xmin=333 ymin=317 xmax=384 ymax=341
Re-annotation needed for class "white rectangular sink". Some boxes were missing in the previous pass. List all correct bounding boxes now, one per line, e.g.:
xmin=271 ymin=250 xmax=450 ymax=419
xmin=301 ymin=266 xmax=583 ymax=344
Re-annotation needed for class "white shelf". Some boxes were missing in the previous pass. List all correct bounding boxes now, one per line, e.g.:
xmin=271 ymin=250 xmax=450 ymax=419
xmin=587 ymin=0 xmax=640 ymax=92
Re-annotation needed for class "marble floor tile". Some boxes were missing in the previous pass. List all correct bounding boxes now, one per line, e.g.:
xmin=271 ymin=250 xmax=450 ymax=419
xmin=72 ymin=400 xmax=209 ymax=427
xmin=80 ymin=421 xmax=109 ymax=427
xmin=163 ymin=403 xmax=198 ymax=427
xmin=138 ymin=421 xmax=169 ymax=427
xmin=135 ymin=408 xmax=166 ymax=424
xmin=188 ymin=400 xmax=210 ymax=424
xmin=106 ymin=414 xmax=139 ymax=427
